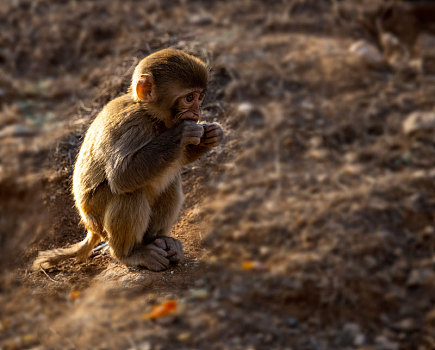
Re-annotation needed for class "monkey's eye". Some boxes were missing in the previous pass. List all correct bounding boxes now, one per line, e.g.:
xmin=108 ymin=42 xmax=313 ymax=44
xmin=185 ymin=93 xmax=194 ymax=103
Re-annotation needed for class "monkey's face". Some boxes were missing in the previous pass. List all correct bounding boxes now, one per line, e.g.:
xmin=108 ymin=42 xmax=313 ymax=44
xmin=170 ymin=88 xmax=206 ymax=124
xmin=132 ymin=49 xmax=209 ymax=128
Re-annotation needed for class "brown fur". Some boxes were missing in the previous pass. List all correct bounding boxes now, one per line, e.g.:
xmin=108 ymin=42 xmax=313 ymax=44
xmin=33 ymin=48 xmax=222 ymax=272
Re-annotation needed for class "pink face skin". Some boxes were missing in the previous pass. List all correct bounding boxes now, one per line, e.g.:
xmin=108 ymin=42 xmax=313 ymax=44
xmin=174 ymin=89 xmax=206 ymax=123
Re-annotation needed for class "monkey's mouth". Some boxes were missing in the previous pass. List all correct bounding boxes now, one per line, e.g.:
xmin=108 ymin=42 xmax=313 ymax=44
xmin=178 ymin=111 xmax=200 ymax=123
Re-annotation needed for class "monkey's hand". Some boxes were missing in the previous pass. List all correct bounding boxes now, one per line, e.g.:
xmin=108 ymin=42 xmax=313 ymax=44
xmin=182 ymin=123 xmax=223 ymax=164
xmin=199 ymin=123 xmax=223 ymax=148
xmin=180 ymin=120 xmax=204 ymax=147
xmin=154 ymin=237 xmax=184 ymax=263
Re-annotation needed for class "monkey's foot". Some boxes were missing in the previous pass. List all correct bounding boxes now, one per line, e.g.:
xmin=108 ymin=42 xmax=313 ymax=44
xmin=154 ymin=237 xmax=184 ymax=264
xmin=124 ymin=242 xmax=172 ymax=271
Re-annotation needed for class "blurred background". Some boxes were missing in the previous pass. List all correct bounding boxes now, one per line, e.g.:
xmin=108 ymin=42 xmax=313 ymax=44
xmin=1 ymin=0 xmax=435 ymax=349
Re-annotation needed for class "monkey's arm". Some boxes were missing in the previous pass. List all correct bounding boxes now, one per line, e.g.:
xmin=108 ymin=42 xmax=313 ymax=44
xmin=183 ymin=144 xmax=211 ymax=164
xmin=106 ymin=127 xmax=182 ymax=194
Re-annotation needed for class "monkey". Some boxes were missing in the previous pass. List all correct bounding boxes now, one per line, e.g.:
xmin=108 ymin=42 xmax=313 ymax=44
xmin=32 ymin=48 xmax=223 ymax=272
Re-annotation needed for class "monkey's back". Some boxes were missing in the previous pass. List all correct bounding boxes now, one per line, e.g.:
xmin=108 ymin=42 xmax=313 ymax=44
xmin=73 ymin=94 xmax=155 ymax=211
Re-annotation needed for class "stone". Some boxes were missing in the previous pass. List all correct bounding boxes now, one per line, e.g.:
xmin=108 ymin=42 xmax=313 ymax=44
xmin=338 ymin=323 xmax=364 ymax=346
xmin=374 ymin=335 xmax=398 ymax=350
xmin=349 ymin=40 xmax=384 ymax=66
xmin=392 ymin=318 xmax=417 ymax=332
xmin=406 ymin=268 xmax=434 ymax=287
xmin=189 ymin=14 xmax=213 ymax=26
xmin=403 ymin=111 xmax=435 ymax=136
xmin=0 ymin=124 xmax=34 ymax=139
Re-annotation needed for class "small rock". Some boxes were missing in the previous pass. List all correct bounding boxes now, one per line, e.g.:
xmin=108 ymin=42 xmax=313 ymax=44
xmin=381 ymin=32 xmax=402 ymax=56
xmin=423 ymin=226 xmax=434 ymax=236
xmin=189 ymin=288 xmax=209 ymax=300
xmin=338 ymin=323 xmax=363 ymax=346
xmin=308 ymin=148 xmax=328 ymax=160
xmin=129 ymin=342 xmax=151 ymax=350
xmin=392 ymin=318 xmax=417 ymax=332
xmin=380 ymin=32 xmax=409 ymax=68
xmin=407 ymin=268 xmax=434 ymax=287
xmin=259 ymin=246 xmax=271 ymax=256
xmin=374 ymin=335 xmax=398 ymax=350
xmin=287 ymin=317 xmax=299 ymax=328
xmin=301 ymin=100 xmax=314 ymax=111
xmin=237 ymin=102 xmax=253 ymax=114
xmin=309 ymin=136 xmax=323 ymax=148
xmin=0 ymin=124 xmax=35 ymax=139
xmin=354 ymin=333 xmax=366 ymax=346
xmin=408 ymin=58 xmax=423 ymax=73
xmin=189 ymin=14 xmax=213 ymax=26
xmin=403 ymin=111 xmax=435 ymax=136
xmin=349 ymin=40 xmax=384 ymax=66
xmin=344 ymin=152 xmax=358 ymax=163
xmin=217 ymin=309 xmax=227 ymax=317
xmin=177 ymin=332 xmax=191 ymax=341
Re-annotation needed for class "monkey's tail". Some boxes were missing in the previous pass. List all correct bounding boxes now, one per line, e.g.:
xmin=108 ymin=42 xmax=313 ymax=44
xmin=32 ymin=231 xmax=100 ymax=271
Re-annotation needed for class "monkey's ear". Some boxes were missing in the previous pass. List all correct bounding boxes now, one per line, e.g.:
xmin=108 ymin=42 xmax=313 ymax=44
xmin=136 ymin=74 xmax=156 ymax=102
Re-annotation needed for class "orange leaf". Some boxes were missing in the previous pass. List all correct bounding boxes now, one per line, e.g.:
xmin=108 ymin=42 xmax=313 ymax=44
xmin=143 ymin=300 xmax=178 ymax=320
xmin=242 ymin=260 xmax=265 ymax=271
xmin=69 ymin=291 xmax=81 ymax=300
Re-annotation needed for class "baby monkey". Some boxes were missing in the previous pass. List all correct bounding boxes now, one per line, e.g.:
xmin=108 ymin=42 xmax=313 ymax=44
xmin=33 ymin=48 xmax=223 ymax=271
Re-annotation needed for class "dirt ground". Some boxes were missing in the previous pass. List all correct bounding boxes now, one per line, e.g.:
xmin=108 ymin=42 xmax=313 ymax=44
xmin=1 ymin=0 xmax=435 ymax=349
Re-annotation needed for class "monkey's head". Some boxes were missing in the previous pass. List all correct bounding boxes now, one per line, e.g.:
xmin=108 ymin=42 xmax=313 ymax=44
xmin=132 ymin=48 xmax=209 ymax=127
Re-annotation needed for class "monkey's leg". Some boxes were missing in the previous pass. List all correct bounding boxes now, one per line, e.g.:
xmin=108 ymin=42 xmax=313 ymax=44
xmin=103 ymin=190 xmax=171 ymax=271
xmin=144 ymin=176 xmax=184 ymax=263
xmin=75 ymin=230 xmax=101 ymax=262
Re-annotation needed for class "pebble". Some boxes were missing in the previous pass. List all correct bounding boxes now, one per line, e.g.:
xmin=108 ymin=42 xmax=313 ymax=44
xmin=177 ymin=332 xmax=191 ymax=341
xmin=128 ymin=342 xmax=151 ymax=350
xmin=392 ymin=318 xmax=417 ymax=332
xmin=189 ymin=14 xmax=213 ymax=26
xmin=349 ymin=40 xmax=383 ymax=66
xmin=403 ymin=111 xmax=435 ymax=136
xmin=374 ymin=335 xmax=398 ymax=350
xmin=287 ymin=317 xmax=299 ymax=328
xmin=0 ymin=124 xmax=34 ymax=139
xmin=189 ymin=288 xmax=209 ymax=300
xmin=407 ymin=268 xmax=434 ymax=287
xmin=338 ymin=323 xmax=364 ymax=346
xmin=237 ymin=102 xmax=253 ymax=114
